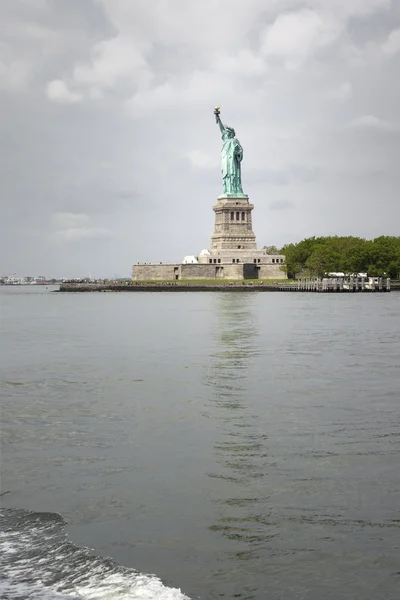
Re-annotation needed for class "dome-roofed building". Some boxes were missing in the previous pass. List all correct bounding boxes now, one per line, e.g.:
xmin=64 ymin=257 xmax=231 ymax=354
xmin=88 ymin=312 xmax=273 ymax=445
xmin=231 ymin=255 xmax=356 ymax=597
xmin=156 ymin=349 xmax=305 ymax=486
xmin=182 ymin=255 xmax=198 ymax=264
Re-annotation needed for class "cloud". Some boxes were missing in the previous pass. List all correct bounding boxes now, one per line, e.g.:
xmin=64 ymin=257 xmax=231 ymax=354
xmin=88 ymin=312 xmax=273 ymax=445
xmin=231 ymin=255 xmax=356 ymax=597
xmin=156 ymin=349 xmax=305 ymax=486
xmin=343 ymin=24 xmax=400 ymax=67
xmin=328 ymin=0 xmax=391 ymax=20
xmin=46 ymin=80 xmax=82 ymax=103
xmin=0 ymin=52 xmax=32 ymax=92
xmin=261 ymin=9 xmax=340 ymax=69
xmin=248 ymin=165 xmax=318 ymax=185
xmin=52 ymin=213 xmax=112 ymax=242
xmin=249 ymin=168 xmax=290 ymax=186
xmin=0 ymin=9 xmax=76 ymax=93
xmin=350 ymin=115 xmax=400 ymax=133
xmin=215 ymin=50 xmax=266 ymax=77
xmin=54 ymin=227 xmax=113 ymax=241
xmin=186 ymin=150 xmax=214 ymax=169
xmin=269 ymin=199 xmax=295 ymax=210
xmin=259 ymin=0 xmax=392 ymax=69
xmin=381 ymin=28 xmax=400 ymax=57
xmin=113 ymin=190 xmax=141 ymax=200
xmin=127 ymin=69 xmax=233 ymax=115
xmin=53 ymin=213 xmax=90 ymax=229
xmin=70 ymin=34 xmax=153 ymax=97
xmin=328 ymin=81 xmax=353 ymax=101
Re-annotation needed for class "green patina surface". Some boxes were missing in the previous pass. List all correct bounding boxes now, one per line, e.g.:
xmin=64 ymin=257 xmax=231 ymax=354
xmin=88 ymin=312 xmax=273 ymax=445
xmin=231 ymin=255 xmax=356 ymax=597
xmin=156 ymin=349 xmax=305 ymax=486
xmin=214 ymin=108 xmax=245 ymax=196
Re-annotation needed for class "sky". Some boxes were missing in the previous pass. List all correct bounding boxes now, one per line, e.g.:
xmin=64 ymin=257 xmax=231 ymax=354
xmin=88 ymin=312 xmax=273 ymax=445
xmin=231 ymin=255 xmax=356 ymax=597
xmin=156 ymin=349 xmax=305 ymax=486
xmin=1 ymin=0 xmax=399 ymax=278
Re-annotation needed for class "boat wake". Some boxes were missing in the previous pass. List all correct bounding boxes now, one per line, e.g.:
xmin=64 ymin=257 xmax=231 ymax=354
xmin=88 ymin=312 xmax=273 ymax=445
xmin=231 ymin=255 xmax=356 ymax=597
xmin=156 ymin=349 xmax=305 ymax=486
xmin=0 ymin=509 xmax=189 ymax=600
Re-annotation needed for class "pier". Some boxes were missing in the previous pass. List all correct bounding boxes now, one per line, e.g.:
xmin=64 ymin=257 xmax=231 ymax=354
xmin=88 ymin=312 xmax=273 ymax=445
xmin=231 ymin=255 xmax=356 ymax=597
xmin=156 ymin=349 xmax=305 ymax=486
xmin=274 ymin=277 xmax=391 ymax=292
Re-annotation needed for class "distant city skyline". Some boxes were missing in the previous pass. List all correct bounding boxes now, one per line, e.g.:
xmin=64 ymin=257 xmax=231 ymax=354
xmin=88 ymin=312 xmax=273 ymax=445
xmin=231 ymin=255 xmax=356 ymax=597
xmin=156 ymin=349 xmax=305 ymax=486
xmin=1 ymin=274 xmax=128 ymax=282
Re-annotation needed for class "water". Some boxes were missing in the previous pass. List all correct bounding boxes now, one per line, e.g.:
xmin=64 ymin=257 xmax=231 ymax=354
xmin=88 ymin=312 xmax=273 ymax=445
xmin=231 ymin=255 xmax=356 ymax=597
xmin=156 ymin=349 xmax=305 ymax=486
xmin=1 ymin=286 xmax=399 ymax=600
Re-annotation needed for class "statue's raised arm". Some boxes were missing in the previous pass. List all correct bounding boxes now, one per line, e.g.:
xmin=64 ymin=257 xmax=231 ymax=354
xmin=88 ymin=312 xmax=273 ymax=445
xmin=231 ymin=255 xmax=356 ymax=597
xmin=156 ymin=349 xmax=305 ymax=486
xmin=213 ymin=106 xmax=245 ymax=196
xmin=214 ymin=106 xmax=225 ymax=136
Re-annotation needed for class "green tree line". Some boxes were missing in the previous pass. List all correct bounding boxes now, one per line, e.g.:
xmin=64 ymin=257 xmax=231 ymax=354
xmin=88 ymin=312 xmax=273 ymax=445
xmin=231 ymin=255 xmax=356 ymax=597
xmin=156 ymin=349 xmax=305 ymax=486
xmin=280 ymin=236 xmax=400 ymax=279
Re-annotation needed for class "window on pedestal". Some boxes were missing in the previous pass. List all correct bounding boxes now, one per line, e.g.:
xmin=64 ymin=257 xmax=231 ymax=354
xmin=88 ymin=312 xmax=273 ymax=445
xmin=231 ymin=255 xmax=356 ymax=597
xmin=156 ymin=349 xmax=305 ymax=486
xmin=230 ymin=212 xmax=234 ymax=220
xmin=236 ymin=212 xmax=239 ymax=220
xmin=241 ymin=212 xmax=245 ymax=221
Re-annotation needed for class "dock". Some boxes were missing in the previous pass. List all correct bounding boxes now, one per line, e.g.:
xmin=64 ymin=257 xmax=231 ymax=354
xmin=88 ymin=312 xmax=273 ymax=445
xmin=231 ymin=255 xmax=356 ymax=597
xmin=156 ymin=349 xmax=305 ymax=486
xmin=274 ymin=277 xmax=391 ymax=292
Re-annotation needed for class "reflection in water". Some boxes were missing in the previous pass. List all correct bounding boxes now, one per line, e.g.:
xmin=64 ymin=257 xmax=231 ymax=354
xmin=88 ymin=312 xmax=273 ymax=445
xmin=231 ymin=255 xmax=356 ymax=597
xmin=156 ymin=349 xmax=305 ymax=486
xmin=203 ymin=294 xmax=275 ymax=597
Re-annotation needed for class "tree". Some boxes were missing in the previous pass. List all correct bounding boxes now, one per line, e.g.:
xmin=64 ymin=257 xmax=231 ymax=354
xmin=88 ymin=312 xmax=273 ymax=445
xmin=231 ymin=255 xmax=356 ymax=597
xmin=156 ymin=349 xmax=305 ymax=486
xmin=370 ymin=237 xmax=400 ymax=277
xmin=387 ymin=260 xmax=400 ymax=279
xmin=306 ymin=245 xmax=339 ymax=277
xmin=263 ymin=245 xmax=280 ymax=255
xmin=279 ymin=235 xmax=400 ymax=278
xmin=280 ymin=237 xmax=325 ymax=277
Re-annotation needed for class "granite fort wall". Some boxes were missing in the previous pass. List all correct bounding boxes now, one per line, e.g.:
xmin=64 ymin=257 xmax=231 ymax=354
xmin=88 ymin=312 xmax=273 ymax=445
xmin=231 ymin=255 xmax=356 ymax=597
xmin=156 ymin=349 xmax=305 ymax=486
xmin=132 ymin=264 xmax=177 ymax=280
xmin=179 ymin=264 xmax=234 ymax=279
xmin=218 ymin=264 xmax=245 ymax=279
xmin=179 ymin=263 xmax=247 ymax=279
xmin=132 ymin=262 xmax=285 ymax=280
xmin=258 ymin=264 xmax=285 ymax=278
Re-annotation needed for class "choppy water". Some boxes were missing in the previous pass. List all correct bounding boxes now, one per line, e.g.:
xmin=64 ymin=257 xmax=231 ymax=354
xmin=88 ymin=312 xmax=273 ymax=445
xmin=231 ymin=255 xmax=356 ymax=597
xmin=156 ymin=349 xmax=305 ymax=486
xmin=1 ymin=286 xmax=399 ymax=600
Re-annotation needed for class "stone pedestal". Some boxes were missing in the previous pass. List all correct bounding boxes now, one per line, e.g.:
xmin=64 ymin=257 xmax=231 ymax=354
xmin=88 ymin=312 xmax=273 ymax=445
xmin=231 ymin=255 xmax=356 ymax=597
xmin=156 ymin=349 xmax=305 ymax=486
xmin=211 ymin=195 xmax=256 ymax=251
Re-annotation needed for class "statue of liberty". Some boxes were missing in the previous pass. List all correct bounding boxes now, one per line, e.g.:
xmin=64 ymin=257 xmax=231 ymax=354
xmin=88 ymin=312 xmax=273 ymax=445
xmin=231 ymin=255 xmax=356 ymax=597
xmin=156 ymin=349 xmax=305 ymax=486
xmin=214 ymin=107 xmax=246 ymax=196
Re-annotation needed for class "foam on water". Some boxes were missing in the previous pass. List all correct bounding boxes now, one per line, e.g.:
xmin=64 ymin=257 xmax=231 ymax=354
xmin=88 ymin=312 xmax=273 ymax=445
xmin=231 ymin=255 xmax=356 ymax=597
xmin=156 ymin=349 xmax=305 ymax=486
xmin=0 ymin=509 xmax=189 ymax=600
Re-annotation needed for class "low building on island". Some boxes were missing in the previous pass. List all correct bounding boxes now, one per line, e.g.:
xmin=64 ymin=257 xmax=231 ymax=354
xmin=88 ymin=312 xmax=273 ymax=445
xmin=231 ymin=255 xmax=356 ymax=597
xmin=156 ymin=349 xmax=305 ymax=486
xmin=132 ymin=108 xmax=286 ymax=282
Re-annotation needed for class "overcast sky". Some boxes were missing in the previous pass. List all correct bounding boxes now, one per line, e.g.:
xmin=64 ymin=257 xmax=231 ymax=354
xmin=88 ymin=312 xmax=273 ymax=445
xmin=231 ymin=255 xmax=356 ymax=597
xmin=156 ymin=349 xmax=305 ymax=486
xmin=1 ymin=0 xmax=399 ymax=277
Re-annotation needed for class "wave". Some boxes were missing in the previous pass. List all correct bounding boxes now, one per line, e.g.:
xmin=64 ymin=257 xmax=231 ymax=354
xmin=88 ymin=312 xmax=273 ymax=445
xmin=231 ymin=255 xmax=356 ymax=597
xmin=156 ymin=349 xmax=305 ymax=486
xmin=0 ymin=509 xmax=189 ymax=600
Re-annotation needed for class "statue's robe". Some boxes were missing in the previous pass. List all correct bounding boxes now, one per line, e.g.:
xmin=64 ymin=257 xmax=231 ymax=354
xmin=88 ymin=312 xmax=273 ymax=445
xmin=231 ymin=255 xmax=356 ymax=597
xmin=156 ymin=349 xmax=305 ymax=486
xmin=221 ymin=132 xmax=244 ymax=194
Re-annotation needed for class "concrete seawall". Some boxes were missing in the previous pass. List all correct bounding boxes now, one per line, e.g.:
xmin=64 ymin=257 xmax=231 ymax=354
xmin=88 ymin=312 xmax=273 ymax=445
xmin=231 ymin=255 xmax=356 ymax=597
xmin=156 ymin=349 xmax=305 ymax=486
xmin=58 ymin=281 xmax=395 ymax=293
xmin=58 ymin=283 xmax=282 ymax=293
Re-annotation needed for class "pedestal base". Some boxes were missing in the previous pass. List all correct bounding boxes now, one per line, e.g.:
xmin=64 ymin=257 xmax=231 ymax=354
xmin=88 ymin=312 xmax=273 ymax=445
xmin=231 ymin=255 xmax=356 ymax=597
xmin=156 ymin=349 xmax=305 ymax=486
xmin=218 ymin=193 xmax=249 ymax=200
xmin=211 ymin=195 xmax=257 ymax=251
